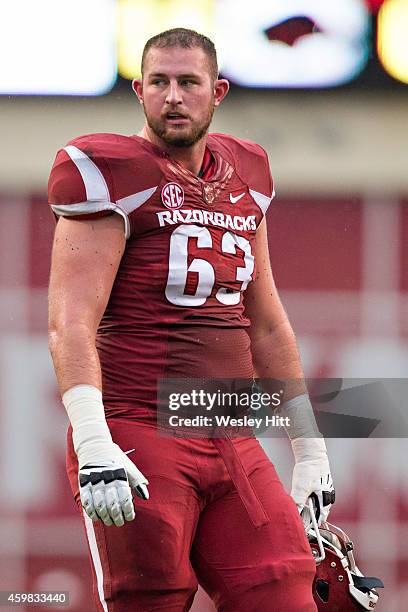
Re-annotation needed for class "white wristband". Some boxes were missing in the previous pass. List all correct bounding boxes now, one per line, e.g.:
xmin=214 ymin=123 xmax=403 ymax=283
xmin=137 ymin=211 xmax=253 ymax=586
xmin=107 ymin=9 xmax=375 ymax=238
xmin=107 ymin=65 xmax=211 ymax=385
xmin=279 ymin=393 xmax=328 ymax=462
xmin=279 ymin=393 xmax=321 ymax=440
xmin=62 ymin=385 xmax=112 ymax=457
xmin=290 ymin=436 xmax=327 ymax=464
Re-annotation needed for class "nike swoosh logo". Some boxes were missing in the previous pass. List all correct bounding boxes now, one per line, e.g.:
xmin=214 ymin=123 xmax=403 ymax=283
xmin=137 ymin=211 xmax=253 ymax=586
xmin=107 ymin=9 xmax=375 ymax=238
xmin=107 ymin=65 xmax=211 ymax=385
xmin=230 ymin=192 xmax=245 ymax=204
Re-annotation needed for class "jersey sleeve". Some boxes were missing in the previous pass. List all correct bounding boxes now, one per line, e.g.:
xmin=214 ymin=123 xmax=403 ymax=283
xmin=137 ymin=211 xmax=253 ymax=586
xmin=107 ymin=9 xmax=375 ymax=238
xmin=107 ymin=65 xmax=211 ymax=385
xmin=252 ymin=145 xmax=275 ymax=215
xmin=48 ymin=144 xmax=129 ymax=233
xmin=244 ymin=142 xmax=275 ymax=217
xmin=211 ymin=134 xmax=275 ymax=216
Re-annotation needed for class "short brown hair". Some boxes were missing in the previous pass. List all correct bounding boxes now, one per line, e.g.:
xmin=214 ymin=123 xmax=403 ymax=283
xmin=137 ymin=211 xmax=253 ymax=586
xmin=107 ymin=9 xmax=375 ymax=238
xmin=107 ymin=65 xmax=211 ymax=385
xmin=141 ymin=28 xmax=218 ymax=80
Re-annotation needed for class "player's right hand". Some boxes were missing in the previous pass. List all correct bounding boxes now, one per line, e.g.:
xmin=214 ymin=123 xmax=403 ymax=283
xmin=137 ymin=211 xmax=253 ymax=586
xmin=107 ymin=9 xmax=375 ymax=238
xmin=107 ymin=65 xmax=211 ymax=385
xmin=79 ymin=443 xmax=149 ymax=527
xmin=62 ymin=385 xmax=149 ymax=527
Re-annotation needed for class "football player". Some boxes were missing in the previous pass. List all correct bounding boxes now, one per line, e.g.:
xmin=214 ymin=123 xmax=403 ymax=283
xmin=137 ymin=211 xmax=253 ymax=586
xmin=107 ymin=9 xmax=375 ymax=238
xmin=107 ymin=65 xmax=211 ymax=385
xmin=48 ymin=28 xmax=334 ymax=611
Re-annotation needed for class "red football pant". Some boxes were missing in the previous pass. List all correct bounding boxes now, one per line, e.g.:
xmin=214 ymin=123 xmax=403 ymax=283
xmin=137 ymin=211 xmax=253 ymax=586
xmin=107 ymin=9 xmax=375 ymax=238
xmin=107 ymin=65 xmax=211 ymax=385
xmin=67 ymin=416 xmax=317 ymax=612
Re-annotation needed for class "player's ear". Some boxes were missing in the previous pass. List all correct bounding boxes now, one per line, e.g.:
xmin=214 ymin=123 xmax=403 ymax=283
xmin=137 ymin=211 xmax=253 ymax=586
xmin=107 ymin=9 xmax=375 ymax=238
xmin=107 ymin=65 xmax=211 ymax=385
xmin=214 ymin=79 xmax=229 ymax=107
xmin=132 ymin=79 xmax=144 ymax=104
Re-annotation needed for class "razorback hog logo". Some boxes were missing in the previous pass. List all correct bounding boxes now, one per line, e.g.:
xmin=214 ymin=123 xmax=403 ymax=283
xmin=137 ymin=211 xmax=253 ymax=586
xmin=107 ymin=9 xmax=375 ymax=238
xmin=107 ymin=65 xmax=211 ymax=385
xmin=161 ymin=182 xmax=185 ymax=209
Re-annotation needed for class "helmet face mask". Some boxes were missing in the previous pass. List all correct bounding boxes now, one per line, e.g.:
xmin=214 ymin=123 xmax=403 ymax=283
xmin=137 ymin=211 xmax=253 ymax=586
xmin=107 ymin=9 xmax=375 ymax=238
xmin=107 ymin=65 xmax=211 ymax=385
xmin=306 ymin=508 xmax=384 ymax=610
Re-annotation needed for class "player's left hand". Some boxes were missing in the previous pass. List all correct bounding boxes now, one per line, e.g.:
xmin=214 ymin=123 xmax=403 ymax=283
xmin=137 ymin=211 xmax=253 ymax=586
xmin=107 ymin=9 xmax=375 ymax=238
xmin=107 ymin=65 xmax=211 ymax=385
xmin=290 ymin=437 xmax=335 ymax=527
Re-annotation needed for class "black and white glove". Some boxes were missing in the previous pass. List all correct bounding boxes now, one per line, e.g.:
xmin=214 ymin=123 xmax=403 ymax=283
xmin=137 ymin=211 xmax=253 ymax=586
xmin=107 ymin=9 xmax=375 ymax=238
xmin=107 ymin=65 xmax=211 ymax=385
xmin=291 ymin=436 xmax=335 ymax=527
xmin=280 ymin=393 xmax=335 ymax=527
xmin=78 ymin=443 xmax=149 ymax=527
xmin=63 ymin=385 xmax=149 ymax=527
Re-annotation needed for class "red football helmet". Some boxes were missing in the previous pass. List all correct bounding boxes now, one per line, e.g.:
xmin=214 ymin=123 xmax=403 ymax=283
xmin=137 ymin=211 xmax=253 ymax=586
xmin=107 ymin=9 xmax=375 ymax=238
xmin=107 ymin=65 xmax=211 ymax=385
xmin=305 ymin=501 xmax=384 ymax=611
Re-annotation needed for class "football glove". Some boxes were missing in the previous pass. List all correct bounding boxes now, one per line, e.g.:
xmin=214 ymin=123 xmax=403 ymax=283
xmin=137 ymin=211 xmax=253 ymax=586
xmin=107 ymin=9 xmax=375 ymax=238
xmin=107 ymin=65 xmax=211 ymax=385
xmin=78 ymin=443 xmax=149 ymax=527
xmin=63 ymin=385 xmax=149 ymax=527
xmin=279 ymin=393 xmax=335 ymax=526
xmin=291 ymin=436 xmax=335 ymax=527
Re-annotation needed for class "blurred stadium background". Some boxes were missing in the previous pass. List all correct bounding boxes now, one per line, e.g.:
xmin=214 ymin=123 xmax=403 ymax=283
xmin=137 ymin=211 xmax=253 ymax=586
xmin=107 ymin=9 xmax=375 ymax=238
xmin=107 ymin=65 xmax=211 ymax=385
xmin=1 ymin=1 xmax=407 ymax=610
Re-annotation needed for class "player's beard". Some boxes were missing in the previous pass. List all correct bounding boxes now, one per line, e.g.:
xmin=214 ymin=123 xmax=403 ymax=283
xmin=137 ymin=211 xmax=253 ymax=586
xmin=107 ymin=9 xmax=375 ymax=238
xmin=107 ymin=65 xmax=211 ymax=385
xmin=144 ymin=103 xmax=215 ymax=148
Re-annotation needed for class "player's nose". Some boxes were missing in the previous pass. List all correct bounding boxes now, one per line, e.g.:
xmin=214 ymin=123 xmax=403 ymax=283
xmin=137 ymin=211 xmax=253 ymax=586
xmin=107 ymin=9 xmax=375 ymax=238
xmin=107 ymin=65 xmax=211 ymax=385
xmin=165 ymin=80 xmax=183 ymax=106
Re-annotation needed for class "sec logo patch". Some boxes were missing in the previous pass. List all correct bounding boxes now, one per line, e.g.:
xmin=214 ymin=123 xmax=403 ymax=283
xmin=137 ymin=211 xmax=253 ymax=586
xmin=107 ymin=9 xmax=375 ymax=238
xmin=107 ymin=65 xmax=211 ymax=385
xmin=161 ymin=182 xmax=184 ymax=209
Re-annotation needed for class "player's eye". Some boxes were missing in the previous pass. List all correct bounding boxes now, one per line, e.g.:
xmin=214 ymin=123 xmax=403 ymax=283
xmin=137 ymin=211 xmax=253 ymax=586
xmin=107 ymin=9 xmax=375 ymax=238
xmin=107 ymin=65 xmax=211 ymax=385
xmin=151 ymin=79 xmax=165 ymax=86
xmin=180 ymin=79 xmax=196 ymax=87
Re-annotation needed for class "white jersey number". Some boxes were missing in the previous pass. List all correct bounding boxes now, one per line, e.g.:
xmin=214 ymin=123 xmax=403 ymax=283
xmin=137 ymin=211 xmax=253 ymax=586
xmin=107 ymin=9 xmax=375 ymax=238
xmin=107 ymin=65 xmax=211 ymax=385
xmin=165 ymin=224 xmax=254 ymax=307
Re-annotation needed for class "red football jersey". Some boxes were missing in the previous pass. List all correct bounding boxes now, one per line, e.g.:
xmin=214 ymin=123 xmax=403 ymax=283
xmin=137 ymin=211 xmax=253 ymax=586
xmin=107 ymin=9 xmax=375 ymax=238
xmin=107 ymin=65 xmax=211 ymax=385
xmin=48 ymin=133 xmax=275 ymax=414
